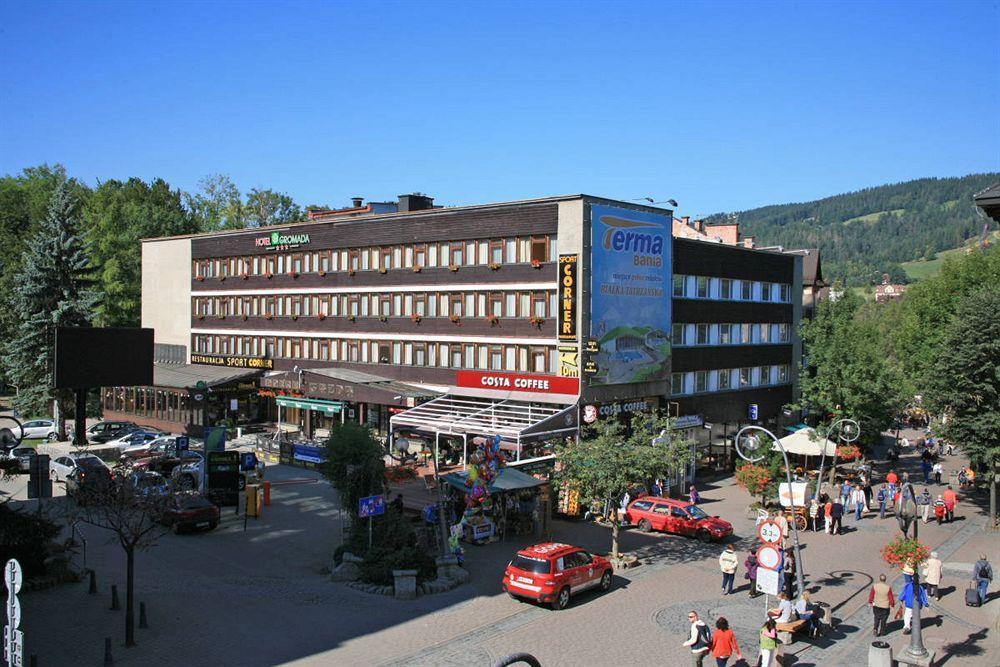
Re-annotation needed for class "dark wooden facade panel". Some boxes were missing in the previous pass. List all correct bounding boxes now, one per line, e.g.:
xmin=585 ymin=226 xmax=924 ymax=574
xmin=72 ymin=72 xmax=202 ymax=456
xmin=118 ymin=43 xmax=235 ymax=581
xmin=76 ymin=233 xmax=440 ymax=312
xmin=671 ymin=345 xmax=794 ymax=372
xmin=672 ymin=299 xmax=793 ymax=324
xmin=673 ymin=238 xmax=795 ymax=283
xmin=673 ymin=385 xmax=794 ymax=424
xmin=191 ymin=315 xmax=555 ymax=338
xmin=191 ymin=204 xmax=560 ymax=259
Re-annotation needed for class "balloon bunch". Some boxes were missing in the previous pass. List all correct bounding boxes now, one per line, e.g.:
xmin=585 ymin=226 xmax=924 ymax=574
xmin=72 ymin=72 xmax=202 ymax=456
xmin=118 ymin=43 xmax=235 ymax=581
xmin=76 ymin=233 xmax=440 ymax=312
xmin=463 ymin=434 xmax=506 ymax=518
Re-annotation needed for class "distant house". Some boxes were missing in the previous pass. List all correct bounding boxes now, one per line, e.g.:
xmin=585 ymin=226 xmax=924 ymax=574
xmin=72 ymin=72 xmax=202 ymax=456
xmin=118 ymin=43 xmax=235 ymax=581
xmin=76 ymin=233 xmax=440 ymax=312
xmin=782 ymin=248 xmax=828 ymax=319
xmin=875 ymin=277 xmax=908 ymax=303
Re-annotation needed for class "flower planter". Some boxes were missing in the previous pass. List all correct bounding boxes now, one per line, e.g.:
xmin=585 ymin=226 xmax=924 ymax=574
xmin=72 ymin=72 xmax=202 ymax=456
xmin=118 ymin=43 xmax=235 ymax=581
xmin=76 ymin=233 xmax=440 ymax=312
xmin=392 ymin=569 xmax=419 ymax=600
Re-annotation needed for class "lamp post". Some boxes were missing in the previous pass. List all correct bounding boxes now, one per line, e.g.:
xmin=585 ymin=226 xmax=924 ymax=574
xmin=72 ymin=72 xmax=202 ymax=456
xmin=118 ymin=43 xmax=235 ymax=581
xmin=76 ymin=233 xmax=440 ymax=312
xmin=896 ymin=481 xmax=932 ymax=665
xmin=813 ymin=417 xmax=860 ymax=503
xmin=735 ymin=425 xmax=808 ymax=596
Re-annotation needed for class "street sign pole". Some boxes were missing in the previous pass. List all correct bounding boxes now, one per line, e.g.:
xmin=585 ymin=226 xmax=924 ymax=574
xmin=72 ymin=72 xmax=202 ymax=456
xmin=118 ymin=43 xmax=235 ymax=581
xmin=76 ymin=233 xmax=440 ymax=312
xmin=4 ymin=559 xmax=23 ymax=667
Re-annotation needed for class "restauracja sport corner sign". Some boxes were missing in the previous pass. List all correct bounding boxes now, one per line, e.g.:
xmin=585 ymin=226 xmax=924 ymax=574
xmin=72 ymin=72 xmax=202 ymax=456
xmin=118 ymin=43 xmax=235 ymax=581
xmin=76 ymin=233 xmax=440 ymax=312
xmin=456 ymin=371 xmax=580 ymax=395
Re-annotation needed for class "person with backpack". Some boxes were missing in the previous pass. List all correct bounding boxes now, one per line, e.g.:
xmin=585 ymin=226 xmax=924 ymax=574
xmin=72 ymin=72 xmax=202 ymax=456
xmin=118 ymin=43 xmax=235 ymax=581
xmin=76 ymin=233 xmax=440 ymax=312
xmin=934 ymin=495 xmax=946 ymax=524
xmin=682 ymin=611 xmax=712 ymax=666
xmin=710 ymin=617 xmax=742 ymax=666
xmin=877 ymin=485 xmax=889 ymax=519
xmin=973 ymin=555 xmax=993 ymax=605
xmin=898 ymin=576 xmax=929 ymax=635
xmin=758 ymin=618 xmax=778 ymax=667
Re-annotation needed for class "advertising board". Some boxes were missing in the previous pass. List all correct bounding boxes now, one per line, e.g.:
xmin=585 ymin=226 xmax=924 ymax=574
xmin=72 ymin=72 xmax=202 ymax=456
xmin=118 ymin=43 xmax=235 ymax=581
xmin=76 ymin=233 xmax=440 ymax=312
xmin=588 ymin=204 xmax=671 ymax=386
xmin=455 ymin=371 xmax=580 ymax=396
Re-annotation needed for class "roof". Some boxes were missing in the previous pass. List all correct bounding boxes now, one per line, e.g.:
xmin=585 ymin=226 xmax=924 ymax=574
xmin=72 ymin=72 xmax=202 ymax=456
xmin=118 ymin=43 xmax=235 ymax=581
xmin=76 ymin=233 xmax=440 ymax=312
xmin=306 ymin=367 xmax=431 ymax=399
xmin=152 ymin=363 xmax=261 ymax=389
xmin=773 ymin=428 xmax=837 ymax=457
xmin=974 ymin=183 xmax=1000 ymax=221
xmin=441 ymin=467 xmax=545 ymax=494
xmin=632 ymin=496 xmax=691 ymax=507
xmin=519 ymin=543 xmax=577 ymax=559
xmin=783 ymin=248 xmax=825 ymax=286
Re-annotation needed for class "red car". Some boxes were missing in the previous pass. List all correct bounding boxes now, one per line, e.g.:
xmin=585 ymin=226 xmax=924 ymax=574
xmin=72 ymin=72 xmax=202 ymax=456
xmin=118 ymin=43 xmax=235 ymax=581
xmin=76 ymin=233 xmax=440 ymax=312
xmin=161 ymin=492 xmax=220 ymax=534
xmin=625 ymin=497 xmax=733 ymax=542
xmin=502 ymin=542 xmax=613 ymax=610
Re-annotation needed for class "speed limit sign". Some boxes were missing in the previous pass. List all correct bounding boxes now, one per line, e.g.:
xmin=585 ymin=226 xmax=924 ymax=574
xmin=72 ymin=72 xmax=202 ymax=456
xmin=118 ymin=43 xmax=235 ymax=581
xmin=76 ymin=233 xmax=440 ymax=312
xmin=757 ymin=520 xmax=782 ymax=545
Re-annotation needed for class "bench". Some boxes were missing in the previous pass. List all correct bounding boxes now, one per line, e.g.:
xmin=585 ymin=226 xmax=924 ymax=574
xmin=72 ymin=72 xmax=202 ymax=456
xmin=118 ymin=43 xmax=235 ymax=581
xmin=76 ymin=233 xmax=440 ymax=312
xmin=775 ymin=619 xmax=808 ymax=645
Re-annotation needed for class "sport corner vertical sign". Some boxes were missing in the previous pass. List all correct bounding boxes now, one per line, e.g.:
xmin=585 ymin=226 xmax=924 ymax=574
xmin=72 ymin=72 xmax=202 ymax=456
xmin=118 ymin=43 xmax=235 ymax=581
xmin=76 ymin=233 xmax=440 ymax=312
xmin=558 ymin=255 xmax=580 ymax=378
xmin=588 ymin=204 xmax=672 ymax=386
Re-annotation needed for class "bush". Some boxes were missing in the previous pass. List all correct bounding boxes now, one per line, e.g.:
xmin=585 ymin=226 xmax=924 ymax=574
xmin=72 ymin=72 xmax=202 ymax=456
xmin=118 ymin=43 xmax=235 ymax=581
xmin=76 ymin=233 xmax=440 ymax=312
xmin=360 ymin=544 xmax=437 ymax=585
xmin=0 ymin=502 xmax=62 ymax=579
xmin=343 ymin=510 xmax=437 ymax=584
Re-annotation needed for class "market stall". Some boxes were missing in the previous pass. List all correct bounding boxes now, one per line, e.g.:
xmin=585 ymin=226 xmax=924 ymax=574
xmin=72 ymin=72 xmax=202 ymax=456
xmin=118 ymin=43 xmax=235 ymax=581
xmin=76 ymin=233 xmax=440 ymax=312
xmin=441 ymin=456 xmax=545 ymax=544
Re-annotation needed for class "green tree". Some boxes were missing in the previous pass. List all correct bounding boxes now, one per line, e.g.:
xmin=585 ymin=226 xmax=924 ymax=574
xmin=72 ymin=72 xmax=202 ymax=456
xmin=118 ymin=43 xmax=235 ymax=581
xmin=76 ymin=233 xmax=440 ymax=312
xmin=83 ymin=177 xmax=199 ymax=326
xmin=184 ymin=174 xmax=245 ymax=230
xmin=5 ymin=180 xmax=100 ymax=426
xmin=557 ymin=412 xmax=691 ymax=558
xmin=244 ymin=187 xmax=302 ymax=227
xmin=320 ymin=421 xmax=387 ymax=520
xmin=928 ymin=287 xmax=1000 ymax=527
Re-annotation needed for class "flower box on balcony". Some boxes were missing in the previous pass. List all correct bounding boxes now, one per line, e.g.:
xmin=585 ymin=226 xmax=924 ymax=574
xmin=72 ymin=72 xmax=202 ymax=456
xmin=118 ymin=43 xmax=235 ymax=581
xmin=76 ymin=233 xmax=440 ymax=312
xmin=266 ymin=273 xmax=274 ymax=280
xmin=489 ymin=263 xmax=502 ymax=271
xmin=531 ymin=259 xmax=542 ymax=269
xmin=318 ymin=270 xmax=326 ymax=277
xmin=348 ymin=269 xmax=356 ymax=277
xmin=449 ymin=315 xmax=461 ymax=324
xmin=529 ymin=316 xmax=545 ymax=328
xmin=195 ymin=276 xmax=204 ymax=282
xmin=486 ymin=315 xmax=500 ymax=326
xmin=348 ymin=315 xmax=356 ymax=322
xmin=318 ymin=313 xmax=327 ymax=321
xmin=241 ymin=273 xmax=248 ymax=280
xmin=290 ymin=271 xmax=299 ymax=279
xmin=291 ymin=315 xmax=299 ymax=321
xmin=265 ymin=314 xmax=273 ymax=320
xmin=411 ymin=314 xmax=422 ymax=323
xmin=219 ymin=275 xmax=226 ymax=282
xmin=449 ymin=265 xmax=459 ymax=272
xmin=378 ymin=267 xmax=388 ymax=275
xmin=196 ymin=315 xmax=205 ymax=320
xmin=412 ymin=265 xmax=422 ymax=273
xmin=379 ymin=315 xmax=388 ymax=322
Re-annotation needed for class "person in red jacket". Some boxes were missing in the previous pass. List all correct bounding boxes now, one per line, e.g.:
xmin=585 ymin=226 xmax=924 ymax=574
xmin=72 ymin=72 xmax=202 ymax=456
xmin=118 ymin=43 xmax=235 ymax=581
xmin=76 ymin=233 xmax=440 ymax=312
xmin=943 ymin=485 xmax=958 ymax=522
xmin=711 ymin=617 xmax=742 ymax=666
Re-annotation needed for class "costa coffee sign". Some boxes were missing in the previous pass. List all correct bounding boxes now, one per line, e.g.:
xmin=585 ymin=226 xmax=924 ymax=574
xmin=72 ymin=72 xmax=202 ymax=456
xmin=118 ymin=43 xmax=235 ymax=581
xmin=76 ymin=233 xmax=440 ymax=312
xmin=455 ymin=371 xmax=580 ymax=395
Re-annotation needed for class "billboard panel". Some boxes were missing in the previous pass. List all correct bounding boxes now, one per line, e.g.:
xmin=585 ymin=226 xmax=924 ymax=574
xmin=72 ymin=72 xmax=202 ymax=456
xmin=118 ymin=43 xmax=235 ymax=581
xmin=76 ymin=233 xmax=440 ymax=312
xmin=589 ymin=204 xmax=671 ymax=386
xmin=54 ymin=327 xmax=154 ymax=389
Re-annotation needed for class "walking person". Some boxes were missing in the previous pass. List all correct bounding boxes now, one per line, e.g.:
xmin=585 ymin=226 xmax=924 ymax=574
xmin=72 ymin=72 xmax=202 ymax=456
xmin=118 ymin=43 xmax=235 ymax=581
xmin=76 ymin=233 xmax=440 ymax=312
xmin=852 ymin=484 xmax=866 ymax=521
xmin=869 ymin=574 xmax=895 ymax=637
xmin=886 ymin=470 xmax=899 ymax=505
xmin=783 ymin=551 xmax=796 ymax=599
xmin=808 ymin=498 xmax=820 ymax=531
xmin=973 ymin=554 xmax=993 ymax=605
xmin=719 ymin=545 xmax=739 ymax=595
xmin=933 ymin=461 xmax=943 ymax=485
xmin=710 ymin=617 xmax=742 ymax=667
xmin=921 ymin=458 xmax=932 ymax=485
xmin=745 ymin=551 xmax=760 ymax=598
xmin=877 ymin=484 xmax=888 ymax=519
xmin=682 ymin=611 xmax=712 ymax=667
xmin=899 ymin=576 xmax=929 ymax=635
xmin=917 ymin=488 xmax=932 ymax=523
xmin=689 ymin=485 xmax=701 ymax=505
xmin=758 ymin=618 xmax=778 ymax=667
xmin=943 ymin=485 xmax=958 ymax=522
xmin=824 ymin=497 xmax=834 ymax=534
xmin=923 ymin=551 xmax=943 ymax=601
xmin=934 ymin=494 xmax=946 ymax=524
xmin=830 ymin=497 xmax=844 ymax=535
xmin=841 ymin=479 xmax=853 ymax=510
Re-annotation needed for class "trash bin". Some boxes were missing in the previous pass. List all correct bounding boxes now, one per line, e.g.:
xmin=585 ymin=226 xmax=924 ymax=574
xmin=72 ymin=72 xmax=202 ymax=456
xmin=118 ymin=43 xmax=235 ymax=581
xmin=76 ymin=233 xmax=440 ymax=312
xmin=246 ymin=484 xmax=259 ymax=518
xmin=868 ymin=640 xmax=892 ymax=667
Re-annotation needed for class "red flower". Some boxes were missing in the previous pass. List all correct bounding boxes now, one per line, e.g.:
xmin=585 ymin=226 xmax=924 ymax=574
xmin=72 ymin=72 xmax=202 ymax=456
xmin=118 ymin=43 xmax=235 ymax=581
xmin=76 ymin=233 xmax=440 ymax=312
xmin=881 ymin=537 xmax=930 ymax=569
xmin=531 ymin=259 xmax=542 ymax=268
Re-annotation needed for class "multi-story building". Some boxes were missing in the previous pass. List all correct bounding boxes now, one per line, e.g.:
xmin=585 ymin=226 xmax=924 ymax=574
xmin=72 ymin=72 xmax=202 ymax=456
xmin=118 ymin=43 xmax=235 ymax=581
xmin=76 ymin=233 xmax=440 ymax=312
xmin=117 ymin=193 xmax=802 ymax=482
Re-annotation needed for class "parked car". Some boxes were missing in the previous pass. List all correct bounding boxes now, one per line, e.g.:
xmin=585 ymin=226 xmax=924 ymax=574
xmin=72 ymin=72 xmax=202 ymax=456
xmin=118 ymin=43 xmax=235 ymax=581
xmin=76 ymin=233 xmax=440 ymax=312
xmin=64 ymin=459 xmax=116 ymax=504
xmin=120 ymin=436 xmax=202 ymax=461
xmin=18 ymin=419 xmax=60 ymax=442
xmin=4 ymin=446 xmax=37 ymax=472
xmin=624 ymin=497 xmax=733 ymax=542
xmin=171 ymin=450 xmax=263 ymax=492
xmin=86 ymin=421 xmax=137 ymax=443
xmin=161 ymin=492 xmax=220 ymax=534
xmin=125 ymin=470 xmax=171 ymax=502
xmin=50 ymin=452 xmax=110 ymax=483
xmin=139 ymin=450 xmax=203 ymax=478
xmin=502 ymin=542 xmax=613 ymax=610
xmin=109 ymin=430 xmax=162 ymax=452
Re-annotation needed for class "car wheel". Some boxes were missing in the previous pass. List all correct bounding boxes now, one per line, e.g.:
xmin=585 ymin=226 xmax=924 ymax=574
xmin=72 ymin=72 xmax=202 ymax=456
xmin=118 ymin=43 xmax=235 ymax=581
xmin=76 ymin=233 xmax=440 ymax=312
xmin=551 ymin=587 xmax=570 ymax=611
xmin=638 ymin=519 xmax=652 ymax=532
xmin=47 ymin=432 xmax=59 ymax=442
xmin=600 ymin=570 xmax=612 ymax=592
xmin=178 ymin=474 xmax=195 ymax=491
xmin=697 ymin=530 xmax=712 ymax=543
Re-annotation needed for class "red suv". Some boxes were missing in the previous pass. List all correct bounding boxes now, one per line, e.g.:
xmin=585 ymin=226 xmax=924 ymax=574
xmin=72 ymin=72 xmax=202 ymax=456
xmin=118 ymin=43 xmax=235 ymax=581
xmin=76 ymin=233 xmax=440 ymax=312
xmin=625 ymin=497 xmax=733 ymax=542
xmin=503 ymin=542 xmax=613 ymax=610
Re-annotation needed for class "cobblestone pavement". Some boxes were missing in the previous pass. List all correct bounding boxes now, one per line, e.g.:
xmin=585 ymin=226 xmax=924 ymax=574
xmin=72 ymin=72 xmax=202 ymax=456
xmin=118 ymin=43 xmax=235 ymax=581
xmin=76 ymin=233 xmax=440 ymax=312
xmin=8 ymin=430 xmax=997 ymax=666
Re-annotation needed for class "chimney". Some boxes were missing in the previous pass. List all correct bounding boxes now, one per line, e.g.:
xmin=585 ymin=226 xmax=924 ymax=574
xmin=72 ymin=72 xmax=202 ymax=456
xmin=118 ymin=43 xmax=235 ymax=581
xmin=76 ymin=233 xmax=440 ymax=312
xmin=695 ymin=219 xmax=705 ymax=233
xmin=681 ymin=216 xmax=690 ymax=226
xmin=351 ymin=197 xmax=364 ymax=208
xmin=397 ymin=193 xmax=434 ymax=212
xmin=743 ymin=236 xmax=755 ymax=249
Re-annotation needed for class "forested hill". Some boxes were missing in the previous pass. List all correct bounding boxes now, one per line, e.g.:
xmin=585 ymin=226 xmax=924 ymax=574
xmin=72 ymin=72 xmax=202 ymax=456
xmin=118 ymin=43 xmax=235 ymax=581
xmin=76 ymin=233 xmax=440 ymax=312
xmin=704 ymin=173 xmax=999 ymax=286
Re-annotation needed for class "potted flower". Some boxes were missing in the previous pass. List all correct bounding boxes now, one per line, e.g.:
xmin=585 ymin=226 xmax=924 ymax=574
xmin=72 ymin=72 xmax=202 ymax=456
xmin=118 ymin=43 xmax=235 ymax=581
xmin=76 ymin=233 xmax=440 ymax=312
xmin=196 ymin=314 xmax=205 ymax=320
xmin=449 ymin=314 xmax=461 ymax=324
xmin=412 ymin=265 xmax=422 ymax=273
xmin=317 ymin=313 xmax=327 ymax=321
xmin=290 ymin=271 xmax=299 ymax=279
xmin=347 ymin=314 xmax=356 ymax=322
xmin=836 ymin=444 xmax=862 ymax=461
xmin=348 ymin=269 xmax=356 ymax=276
xmin=528 ymin=315 xmax=545 ymax=328
xmin=531 ymin=258 xmax=542 ymax=269
xmin=219 ymin=275 xmax=226 ymax=282
xmin=735 ymin=463 xmax=773 ymax=508
xmin=489 ymin=262 xmax=502 ymax=271
xmin=411 ymin=313 xmax=422 ymax=323
xmin=291 ymin=314 xmax=299 ymax=321
xmin=881 ymin=536 xmax=931 ymax=570
xmin=241 ymin=314 xmax=248 ymax=321
xmin=266 ymin=272 xmax=274 ymax=280
xmin=318 ymin=270 xmax=326 ymax=277
xmin=449 ymin=264 xmax=459 ymax=272
xmin=241 ymin=273 xmax=248 ymax=280
xmin=195 ymin=275 xmax=205 ymax=282
xmin=264 ymin=313 xmax=273 ymax=320
xmin=486 ymin=314 xmax=500 ymax=326
xmin=379 ymin=314 xmax=388 ymax=322
xmin=378 ymin=267 xmax=388 ymax=274
xmin=217 ymin=314 xmax=226 ymax=320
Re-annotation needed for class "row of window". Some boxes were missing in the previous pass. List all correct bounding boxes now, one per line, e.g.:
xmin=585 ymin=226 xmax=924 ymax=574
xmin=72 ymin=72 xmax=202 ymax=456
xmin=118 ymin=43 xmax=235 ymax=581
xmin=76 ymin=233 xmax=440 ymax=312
xmin=193 ymin=235 xmax=557 ymax=278
xmin=101 ymin=387 xmax=203 ymax=426
xmin=192 ymin=290 xmax=557 ymax=319
xmin=192 ymin=334 xmax=558 ymax=373
xmin=672 ymin=323 xmax=791 ymax=346
xmin=673 ymin=275 xmax=791 ymax=303
xmin=670 ymin=365 xmax=791 ymax=395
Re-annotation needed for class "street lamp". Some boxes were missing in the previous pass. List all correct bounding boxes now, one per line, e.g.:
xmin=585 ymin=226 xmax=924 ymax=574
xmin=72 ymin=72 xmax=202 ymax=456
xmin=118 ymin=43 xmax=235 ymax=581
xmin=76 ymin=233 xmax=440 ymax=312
xmin=813 ymin=418 xmax=860 ymax=502
xmin=735 ymin=425 xmax=808 ymax=596
xmin=896 ymin=481 xmax=932 ymax=665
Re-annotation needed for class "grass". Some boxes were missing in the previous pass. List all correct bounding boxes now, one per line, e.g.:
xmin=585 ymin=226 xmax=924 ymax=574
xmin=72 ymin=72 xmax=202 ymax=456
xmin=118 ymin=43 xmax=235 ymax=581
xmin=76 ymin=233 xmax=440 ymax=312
xmin=901 ymin=231 xmax=999 ymax=281
xmin=843 ymin=209 xmax=905 ymax=225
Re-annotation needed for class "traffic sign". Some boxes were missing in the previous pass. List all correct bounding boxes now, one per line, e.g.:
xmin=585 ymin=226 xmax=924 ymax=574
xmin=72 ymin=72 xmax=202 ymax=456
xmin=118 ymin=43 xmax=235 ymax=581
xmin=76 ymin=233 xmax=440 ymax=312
xmin=748 ymin=403 xmax=759 ymax=420
xmin=757 ymin=545 xmax=783 ymax=571
xmin=358 ymin=495 xmax=385 ymax=518
xmin=757 ymin=520 xmax=783 ymax=545
xmin=756 ymin=566 xmax=781 ymax=596
xmin=4 ymin=560 xmax=22 ymax=596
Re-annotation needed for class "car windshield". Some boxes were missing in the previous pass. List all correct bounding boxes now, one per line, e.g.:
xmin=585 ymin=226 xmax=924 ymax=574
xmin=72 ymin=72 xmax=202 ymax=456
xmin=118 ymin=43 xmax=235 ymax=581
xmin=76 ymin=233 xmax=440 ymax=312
xmin=511 ymin=555 xmax=550 ymax=574
xmin=687 ymin=505 xmax=710 ymax=520
xmin=76 ymin=457 xmax=104 ymax=469
xmin=13 ymin=448 xmax=35 ymax=456
xmin=177 ymin=495 xmax=212 ymax=509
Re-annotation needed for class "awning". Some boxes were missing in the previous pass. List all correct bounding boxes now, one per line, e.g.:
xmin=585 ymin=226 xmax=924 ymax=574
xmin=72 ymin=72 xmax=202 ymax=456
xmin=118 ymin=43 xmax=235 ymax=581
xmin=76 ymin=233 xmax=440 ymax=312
xmin=441 ymin=467 xmax=546 ymax=494
xmin=783 ymin=423 xmax=809 ymax=433
xmin=151 ymin=362 xmax=261 ymax=389
xmin=773 ymin=428 xmax=837 ymax=456
xmin=276 ymin=396 xmax=343 ymax=414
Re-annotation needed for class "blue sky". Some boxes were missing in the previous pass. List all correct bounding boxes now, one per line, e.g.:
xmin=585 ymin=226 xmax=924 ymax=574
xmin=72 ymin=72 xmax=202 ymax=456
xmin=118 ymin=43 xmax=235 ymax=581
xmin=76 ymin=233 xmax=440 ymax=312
xmin=1 ymin=1 xmax=997 ymax=218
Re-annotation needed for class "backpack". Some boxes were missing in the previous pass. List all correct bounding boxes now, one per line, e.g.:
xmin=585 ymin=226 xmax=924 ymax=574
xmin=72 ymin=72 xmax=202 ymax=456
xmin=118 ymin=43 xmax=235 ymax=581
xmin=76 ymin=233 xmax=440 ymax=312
xmin=978 ymin=563 xmax=993 ymax=581
xmin=694 ymin=623 xmax=711 ymax=650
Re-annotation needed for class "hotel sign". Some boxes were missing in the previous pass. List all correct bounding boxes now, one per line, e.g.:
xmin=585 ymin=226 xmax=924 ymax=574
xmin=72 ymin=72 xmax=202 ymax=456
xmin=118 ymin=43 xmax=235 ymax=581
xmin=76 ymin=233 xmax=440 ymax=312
xmin=191 ymin=354 xmax=274 ymax=370
xmin=456 ymin=370 xmax=580 ymax=395
xmin=558 ymin=254 xmax=578 ymax=342
xmin=254 ymin=230 xmax=311 ymax=251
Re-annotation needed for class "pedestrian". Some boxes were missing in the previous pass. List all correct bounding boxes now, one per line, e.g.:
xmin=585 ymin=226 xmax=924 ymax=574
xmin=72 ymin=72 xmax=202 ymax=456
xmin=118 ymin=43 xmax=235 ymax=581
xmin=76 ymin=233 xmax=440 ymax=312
xmin=391 ymin=493 xmax=404 ymax=513
xmin=864 ymin=478 xmax=874 ymax=508
xmin=824 ymin=498 xmax=834 ymax=534
xmin=917 ymin=488 xmax=932 ymax=523
xmin=973 ymin=554 xmax=993 ymax=605
xmin=795 ymin=591 xmax=821 ymax=637
xmin=943 ymin=485 xmax=958 ymax=522
xmin=922 ymin=551 xmax=943 ymax=601
xmin=946 ymin=441 xmax=955 ymax=455
xmin=869 ymin=574 xmax=895 ymax=637
xmin=921 ymin=458 xmax=932 ymax=485
xmin=758 ymin=618 xmax=778 ymax=667
xmin=934 ymin=494 xmax=946 ymax=524
xmin=768 ymin=591 xmax=794 ymax=623
xmin=682 ymin=611 xmax=712 ymax=667
xmin=886 ymin=470 xmax=899 ymax=501
xmin=651 ymin=479 xmax=662 ymax=497
xmin=808 ymin=498 xmax=820 ymax=531
xmin=689 ymin=485 xmax=701 ymax=505
xmin=744 ymin=552 xmax=759 ymax=598
xmin=774 ymin=510 xmax=789 ymax=548
xmin=830 ymin=497 xmax=844 ymax=535
xmin=719 ymin=544 xmax=739 ymax=595
xmin=841 ymin=479 xmax=853 ymax=509
xmin=710 ymin=617 xmax=742 ymax=667
xmin=852 ymin=485 xmax=866 ymax=520
xmin=876 ymin=485 xmax=888 ymax=519
xmin=898 ymin=576 xmax=929 ymax=635
xmin=902 ymin=436 xmax=910 ymax=449
xmin=783 ymin=551 xmax=796 ymax=599
xmin=932 ymin=462 xmax=943 ymax=485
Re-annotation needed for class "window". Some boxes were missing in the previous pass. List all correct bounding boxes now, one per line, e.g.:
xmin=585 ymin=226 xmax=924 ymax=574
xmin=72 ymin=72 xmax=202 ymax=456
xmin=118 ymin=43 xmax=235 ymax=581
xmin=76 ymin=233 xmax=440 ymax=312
xmin=696 ymin=324 xmax=709 ymax=345
xmin=672 ymin=275 xmax=685 ymax=297
xmin=696 ymin=276 xmax=708 ymax=298
xmin=758 ymin=366 xmax=770 ymax=386
xmin=777 ymin=365 xmax=789 ymax=383
xmin=671 ymin=373 xmax=684 ymax=395
xmin=489 ymin=347 xmax=503 ymax=370
xmin=449 ymin=244 xmax=464 ymax=266
xmin=449 ymin=294 xmax=463 ymax=318
xmin=739 ymin=368 xmax=752 ymax=387
xmin=380 ymin=248 xmax=392 ymax=271
xmin=489 ymin=240 xmax=504 ymax=265
xmin=778 ymin=323 xmax=789 ymax=342
xmin=414 ymin=343 xmax=427 ymax=366
xmin=530 ymin=237 xmax=547 ymax=263
xmin=780 ymin=284 xmax=791 ymax=302
xmin=348 ymin=250 xmax=360 ymax=271
xmin=761 ymin=283 xmax=771 ymax=302
xmin=720 ymin=278 xmax=732 ymax=299
xmin=532 ymin=293 xmax=547 ymax=317
xmin=378 ymin=344 xmax=390 ymax=364
xmin=413 ymin=245 xmax=427 ymax=268
xmin=741 ymin=323 xmax=752 ymax=344
xmin=719 ymin=323 xmax=731 ymax=345
xmin=695 ymin=370 xmax=708 ymax=393
xmin=672 ymin=323 xmax=685 ymax=345
xmin=759 ymin=324 xmax=770 ymax=343
xmin=718 ymin=369 xmax=731 ymax=390
xmin=529 ymin=347 xmax=547 ymax=373
xmin=741 ymin=281 xmax=752 ymax=300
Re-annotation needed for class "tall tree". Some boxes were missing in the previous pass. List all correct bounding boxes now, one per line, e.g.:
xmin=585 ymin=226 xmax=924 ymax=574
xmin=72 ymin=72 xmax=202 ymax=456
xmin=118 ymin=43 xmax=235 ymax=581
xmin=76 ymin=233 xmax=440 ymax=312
xmin=928 ymin=287 xmax=1000 ymax=527
xmin=244 ymin=187 xmax=302 ymax=227
xmin=83 ymin=177 xmax=199 ymax=327
xmin=5 ymin=180 xmax=100 ymax=424
xmin=184 ymin=173 xmax=245 ymax=230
